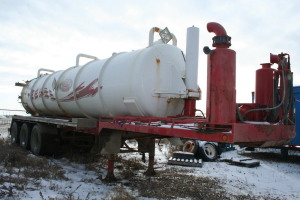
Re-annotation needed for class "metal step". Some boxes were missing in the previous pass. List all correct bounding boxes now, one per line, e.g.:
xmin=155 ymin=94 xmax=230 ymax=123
xmin=168 ymin=151 xmax=202 ymax=167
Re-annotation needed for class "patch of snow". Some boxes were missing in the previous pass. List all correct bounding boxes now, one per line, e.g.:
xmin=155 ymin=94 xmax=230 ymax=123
xmin=244 ymin=121 xmax=271 ymax=125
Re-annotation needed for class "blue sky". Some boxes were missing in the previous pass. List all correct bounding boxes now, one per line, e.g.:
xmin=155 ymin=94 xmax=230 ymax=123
xmin=1 ymin=0 xmax=300 ymax=114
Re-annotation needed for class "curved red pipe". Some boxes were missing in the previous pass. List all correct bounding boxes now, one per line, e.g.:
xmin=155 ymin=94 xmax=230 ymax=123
xmin=207 ymin=22 xmax=227 ymax=36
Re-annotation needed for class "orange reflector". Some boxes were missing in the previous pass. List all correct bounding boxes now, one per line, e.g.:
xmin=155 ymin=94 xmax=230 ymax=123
xmin=222 ymin=134 xmax=228 ymax=141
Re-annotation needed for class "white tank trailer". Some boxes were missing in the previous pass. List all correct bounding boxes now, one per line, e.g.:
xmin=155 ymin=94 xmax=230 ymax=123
xmin=19 ymin=27 xmax=200 ymax=119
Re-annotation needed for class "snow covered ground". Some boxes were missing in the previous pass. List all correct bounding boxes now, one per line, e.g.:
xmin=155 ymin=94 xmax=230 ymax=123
xmin=1 ymin=123 xmax=300 ymax=199
xmin=197 ymin=149 xmax=300 ymax=199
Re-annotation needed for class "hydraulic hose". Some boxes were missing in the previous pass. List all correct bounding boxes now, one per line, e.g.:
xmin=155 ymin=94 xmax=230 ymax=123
xmin=196 ymin=109 xmax=206 ymax=118
xmin=278 ymin=76 xmax=294 ymax=124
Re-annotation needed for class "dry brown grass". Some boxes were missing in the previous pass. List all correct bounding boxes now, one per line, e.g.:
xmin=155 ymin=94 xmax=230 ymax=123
xmin=105 ymin=186 xmax=136 ymax=200
xmin=0 ymin=137 xmax=68 ymax=198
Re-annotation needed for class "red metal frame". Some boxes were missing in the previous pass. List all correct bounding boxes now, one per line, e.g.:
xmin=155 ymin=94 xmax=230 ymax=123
xmin=72 ymin=115 xmax=296 ymax=148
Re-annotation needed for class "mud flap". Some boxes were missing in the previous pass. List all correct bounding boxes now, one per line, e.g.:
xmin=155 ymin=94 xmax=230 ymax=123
xmin=136 ymin=138 xmax=155 ymax=153
xmin=91 ymin=130 xmax=122 ymax=154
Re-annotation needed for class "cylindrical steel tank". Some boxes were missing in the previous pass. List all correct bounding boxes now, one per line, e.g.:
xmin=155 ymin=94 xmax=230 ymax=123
xmin=255 ymin=63 xmax=274 ymax=107
xmin=206 ymin=22 xmax=236 ymax=123
xmin=21 ymin=43 xmax=187 ymax=118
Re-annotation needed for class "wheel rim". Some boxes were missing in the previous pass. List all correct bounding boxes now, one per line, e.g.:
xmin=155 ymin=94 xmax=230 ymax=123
xmin=183 ymin=140 xmax=196 ymax=152
xmin=203 ymin=143 xmax=217 ymax=159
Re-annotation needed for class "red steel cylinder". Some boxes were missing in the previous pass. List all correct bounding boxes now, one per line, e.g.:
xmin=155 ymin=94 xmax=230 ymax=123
xmin=255 ymin=63 xmax=274 ymax=107
xmin=206 ymin=22 xmax=236 ymax=123
xmin=184 ymin=99 xmax=196 ymax=117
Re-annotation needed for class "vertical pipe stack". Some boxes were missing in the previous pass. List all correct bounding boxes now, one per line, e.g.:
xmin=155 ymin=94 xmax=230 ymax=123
xmin=206 ymin=22 xmax=236 ymax=123
xmin=185 ymin=26 xmax=199 ymax=93
xmin=184 ymin=26 xmax=200 ymax=116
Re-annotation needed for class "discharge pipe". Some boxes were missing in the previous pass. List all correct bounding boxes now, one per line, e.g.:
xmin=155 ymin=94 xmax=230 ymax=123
xmin=207 ymin=22 xmax=231 ymax=48
xmin=207 ymin=22 xmax=227 ymax=36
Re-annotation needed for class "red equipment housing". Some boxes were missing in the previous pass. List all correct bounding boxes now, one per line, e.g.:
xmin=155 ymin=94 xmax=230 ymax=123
xmin=240 ymin=53 xmax=293 ymax=123
xmin=206 ymin=22 xmax=236 ymax=123
xmin=255 ymin=63 xmax=275 ymax=107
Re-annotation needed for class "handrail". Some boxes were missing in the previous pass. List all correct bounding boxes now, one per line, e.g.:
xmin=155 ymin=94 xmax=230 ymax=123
xmin=76 ymin=53 xmax=98 ymax=67
xmin=37 ymin=68 xmax=55 ymax=77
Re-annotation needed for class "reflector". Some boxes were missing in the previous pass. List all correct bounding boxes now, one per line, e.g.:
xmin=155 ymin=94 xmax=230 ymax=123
xmin=159 ymin=27 xmax=172 ymax=44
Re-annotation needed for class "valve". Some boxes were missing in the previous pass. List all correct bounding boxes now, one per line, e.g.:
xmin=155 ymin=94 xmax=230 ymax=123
xmin=203 ymin=46 xmax=211 ymax=54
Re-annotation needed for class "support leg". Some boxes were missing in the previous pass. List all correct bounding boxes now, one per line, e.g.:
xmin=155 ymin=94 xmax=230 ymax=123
xmin=104 ymin=154 xmax=116 ymax=181
xmin=145 ymin=138 xmax=156 ymax=176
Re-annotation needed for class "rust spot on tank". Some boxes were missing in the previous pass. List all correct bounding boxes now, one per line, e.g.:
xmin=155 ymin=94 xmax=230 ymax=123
xmin=156 ymin=58 xmax=160 ymax=64
xmin=155 ymin=58 xmax=161 ymax=92
xmin=154 ymin=27 xmax=160 ymax=32
xmin=167 ymin=98 xmax=175 ymax=104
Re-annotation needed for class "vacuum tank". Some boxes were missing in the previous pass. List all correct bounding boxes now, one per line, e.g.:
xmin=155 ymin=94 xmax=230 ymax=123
xmin=19 ymin=27 xmax=200 ymax=119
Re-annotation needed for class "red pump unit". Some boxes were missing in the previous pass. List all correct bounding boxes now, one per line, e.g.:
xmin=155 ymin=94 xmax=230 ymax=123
xmin=255 ymin=63 xmax=275 ymax=107
xmin=240 ymin=53 xmax=293 ymax=123
xmin=205 ymin=22 xmax=236 ymax=123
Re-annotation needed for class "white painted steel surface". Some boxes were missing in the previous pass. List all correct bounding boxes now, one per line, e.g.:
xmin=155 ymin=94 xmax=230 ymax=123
xmin=185 ymin=26 xmax=199 ymax=92
xmin=21 ymin=44 xmax=187 ymax=118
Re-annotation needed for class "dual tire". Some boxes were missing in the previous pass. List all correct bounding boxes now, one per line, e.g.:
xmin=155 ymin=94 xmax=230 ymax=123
xmin=10 ymin=122 xmax=58 ymax=156
xmin=10 ymin=122 xmax=20 ymax=144
xmin=182 ymin=140 xmax=219 ymax=161
xmin=30 ymin=124 xmax=46 ymax=155
xmin=20 ymin=123 xmax=31 ymax=149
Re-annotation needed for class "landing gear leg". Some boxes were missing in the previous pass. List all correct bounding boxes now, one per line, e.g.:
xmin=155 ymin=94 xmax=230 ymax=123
xmin=104 ymin=154 xmax=117 ymax=181
xmin=145 ymin=138 xmax=156 ymax=176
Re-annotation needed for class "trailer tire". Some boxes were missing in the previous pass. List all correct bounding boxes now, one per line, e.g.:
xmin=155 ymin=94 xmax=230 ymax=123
xmin=10 ymin=122 xmax=20 ymax=144
xmin=182 ymin=140 xmax=199 ymax=154
xmin=200 ymin=142 xmax=218 ymax=161
xmin=20 ymin=123 xmax=31 ymax=150
xmin=182 ymin=140 xmax=202 ymax=158
xmin=30 ymin=124 xmax=45 ymax=155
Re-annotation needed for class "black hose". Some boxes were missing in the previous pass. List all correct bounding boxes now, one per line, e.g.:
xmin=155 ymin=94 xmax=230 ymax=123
xmin=196 ymin=109 xmax=206 ymax=118
xmin=278 ymin=75 xmax=294 ymax=125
